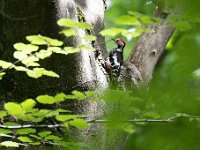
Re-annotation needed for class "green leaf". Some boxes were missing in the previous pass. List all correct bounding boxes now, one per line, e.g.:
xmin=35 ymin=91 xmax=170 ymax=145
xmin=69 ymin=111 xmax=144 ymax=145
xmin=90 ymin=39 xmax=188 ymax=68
xmin=60 ymin=29 xmax=77 ymax=37
xmin=45 ymin=135 xmax=61 ymax=141
xmin=14 ymin=43 xmax=39 ymax=54
xmin=36 ymin=95 xmax=56 ymax=104
xmin=42 ymin=36 xmax=63 ymax=46
xmin=4 ymin=102 xmax=23 ymax=115
xmin=48 ymin=47 xmax=68 ymax=55
xmin=57 ymin=18 xmax=77 ymax=27
xmin=69 ymin=119 xmax=88 ymax=129
xmin=0 ymin=111 xmax=7 ymax=118
xmin=55 ymin=93 xmax=67 ymax=102
xmin=0 ymin=72 xmax=6 ymax=80
xmin=35 ymin=50 xmax=52 ymax=59
xmin=13 ymin=51 xmax=28 ymax=60
xmin=115 ymin=15 xmax=141 ymax=25
xmin=16 ymin=128 xmax=36 ymax=135
xmin=72 ymin=90 xmax=86 ymax=100
xmin=76 ymin=22 xmax=93 ymax=29
xmin=21 ymin=55 xmax=39 ymax=67
xmin=56 ymin=115 xmax=78 ymax=122
xmin=100 ymin=28 xmax=125 ymax=37
xmin=82 ymin=35 xmax=97 ymax=41
xmin=64 ymin=47 xmax=80 ymax=53
xmin=21 ymin=99 xmax=36 ymax=111
xmin=42 ymin=69 xmax=60 ymax=78
xmin=26 ymin=70 xmax=42 ymax=79
xmin=0 ymin=60 xmax=14 ymax=69
xmin=55 ymin=109 xmax=71 ymax=113
xmin=26 ymin=35 xmax=47 ymax=45
xmin=3 ymin=122 xmax=20 ymax=126
xmin=38 ymin=131 xmax=52 ymax=138
xmin=30 ymin=134 xmax=42 ymax=140
xmin=18 ymin=136 xmax=33 ymax=143
xmin=0 ymin=128 xmax=13 ymax=134
xmin=0 ymin=141 xmax=19 ymax=147
xmin=14 ymin=66 xmax=30 ymax=72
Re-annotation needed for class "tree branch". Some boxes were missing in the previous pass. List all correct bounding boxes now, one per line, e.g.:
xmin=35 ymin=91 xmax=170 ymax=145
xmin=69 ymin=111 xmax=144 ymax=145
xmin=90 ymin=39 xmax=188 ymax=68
xmin=1 ymin=114 xmax=199 ymax=129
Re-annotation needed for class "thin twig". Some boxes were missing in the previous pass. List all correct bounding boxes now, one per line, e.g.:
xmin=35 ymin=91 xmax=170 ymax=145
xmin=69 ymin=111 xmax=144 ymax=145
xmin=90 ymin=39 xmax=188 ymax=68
xmin=0 ymin=114 xmax=200 ymax=129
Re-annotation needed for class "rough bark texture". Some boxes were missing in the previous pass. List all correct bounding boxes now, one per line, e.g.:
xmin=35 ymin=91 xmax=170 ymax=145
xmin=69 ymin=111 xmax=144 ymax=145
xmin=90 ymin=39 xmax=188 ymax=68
xmin=128 ymin=21 xmax=175 ymax=84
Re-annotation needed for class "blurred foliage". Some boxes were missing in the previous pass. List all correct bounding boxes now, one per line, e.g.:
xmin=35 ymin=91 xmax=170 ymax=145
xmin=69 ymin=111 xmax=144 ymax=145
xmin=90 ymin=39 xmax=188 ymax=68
xmin=103 ymin=0 xmax=200 ymax=150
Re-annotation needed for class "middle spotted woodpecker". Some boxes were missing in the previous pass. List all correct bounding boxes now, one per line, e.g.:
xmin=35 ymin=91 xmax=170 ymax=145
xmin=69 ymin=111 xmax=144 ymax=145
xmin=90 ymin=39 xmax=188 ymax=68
xmin=109 ymin=38 xmax=126 ymax=76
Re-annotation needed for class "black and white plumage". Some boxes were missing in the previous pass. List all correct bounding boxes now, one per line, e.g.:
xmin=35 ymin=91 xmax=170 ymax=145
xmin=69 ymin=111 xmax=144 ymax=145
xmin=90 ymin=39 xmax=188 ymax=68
xmin=109 ymin=38 xmax=126 ymax=76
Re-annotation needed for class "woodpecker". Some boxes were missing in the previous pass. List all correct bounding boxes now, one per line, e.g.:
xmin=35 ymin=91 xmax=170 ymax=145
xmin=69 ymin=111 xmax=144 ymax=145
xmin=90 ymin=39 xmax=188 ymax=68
xmin=109 ymin=38 xmax=126 ymax=76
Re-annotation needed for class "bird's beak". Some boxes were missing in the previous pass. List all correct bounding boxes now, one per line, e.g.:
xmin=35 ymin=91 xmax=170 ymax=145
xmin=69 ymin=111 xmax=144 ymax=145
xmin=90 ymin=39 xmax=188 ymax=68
xmin=111 ymin=38 xmax=115 ymax=41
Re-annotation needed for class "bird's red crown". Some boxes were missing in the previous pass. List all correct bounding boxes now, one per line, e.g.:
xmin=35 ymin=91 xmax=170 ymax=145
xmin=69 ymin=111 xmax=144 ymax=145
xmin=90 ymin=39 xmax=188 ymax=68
xmin=118 ymin=38 xmax=126 ymax=45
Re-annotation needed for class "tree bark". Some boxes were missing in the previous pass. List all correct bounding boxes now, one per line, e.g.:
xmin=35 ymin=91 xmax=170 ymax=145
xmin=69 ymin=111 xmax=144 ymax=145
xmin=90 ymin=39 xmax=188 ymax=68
xmin=128 ymin=21 xmax=175 ymax=84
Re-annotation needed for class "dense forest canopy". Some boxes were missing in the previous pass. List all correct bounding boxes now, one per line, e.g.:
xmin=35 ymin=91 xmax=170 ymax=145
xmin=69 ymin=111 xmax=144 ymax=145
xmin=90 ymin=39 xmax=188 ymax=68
xmin=0 ymin=0 xmax=200 ymax=149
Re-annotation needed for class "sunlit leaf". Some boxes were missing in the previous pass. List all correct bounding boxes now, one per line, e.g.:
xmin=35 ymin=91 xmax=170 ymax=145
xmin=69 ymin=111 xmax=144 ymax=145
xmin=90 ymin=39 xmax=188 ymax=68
xmin=76 ymin=22 xmax=93 ymax=29
xmin=69 ymin=119 xmax=88 ymax=129
xmin=45 ymin=135 xmax=62 ymax=141
xmin=13 ymin=51 xmax=28 ymax=61
xmin=0 ymin=72 xmax=6 ymax=80
xmin=0 ymin=60 xmax=14 ymax=69
xmin=57 ymin=18 xmax=77 ymax=27
xmin=18 ymin=136 xmax=33 ymax=143
xmin=56 ymin=115 xmax=78 ymax=122
xmin=115 ymin=15 xmax=140 ymax=25
xmin=38 ymin=131 xmax=52 ymax=138
xmin=26 ymin=35 xmax=47 ymax=45
xmin=26 ymin=70 xmax=42 ymax=79
xmin=72 ymin=90 xmax=86 ymax=100
xmin=21 ymin=99 xmax=36 ymax=111
xmin=36 ymin=95 xmax=56 ymax=104
xmin=14 ymin=43 xmax=39 ymax=54
xmin=35 ymin=50 xmax=52 ymax=59
xmin=42 ymin=36 xmax=63 ymax=46
xmin=30 ymin=134 xmax=42 ymax=140
xmin=100 ymin=28 xmax=125 ymax=37
xmin=55 ymin=93 xmax=67 ymax=102
xmin=60 ymin=29 xmax=77 ymax=37
xmin=0 ymin=111 xmax=7 ymax=118
xmin=14 ymin=66 xmax=30 ymax=72
xmin=64 ymin=47 xmax=80 ymax=53
xmin=81 ymin=35 xmax=97 ymax=41
xmin=0 ymin=129 xmax=12 ymax=134
xmin=48 ymin=47 xmax=68 ymax=55
xmin=16 ymin=128 xmax=36 ymax=135
xmin=42 ymin=69 xmax=60 ymax=78
xmin=4 ymin=102 xmax=23 ymax=115
xmin=0 ymin=141 xmax=19 ymax=147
